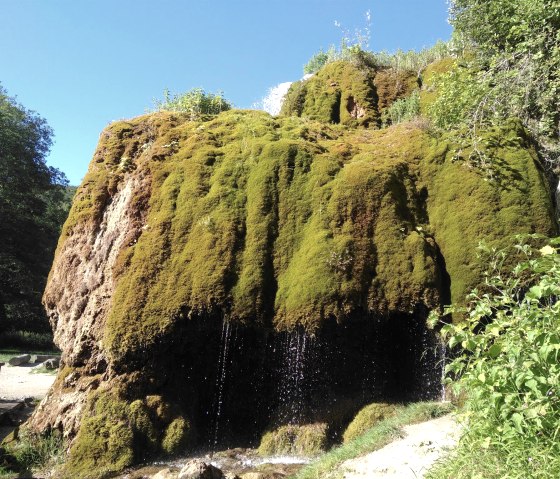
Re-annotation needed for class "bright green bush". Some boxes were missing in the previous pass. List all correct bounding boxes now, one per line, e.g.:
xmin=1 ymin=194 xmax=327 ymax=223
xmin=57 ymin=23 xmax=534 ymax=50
xmin=429 ymin=235 xmax=560 ymax=477
xmin=153 ymin=88 xmax=232 ymax=120
xmin=383 ymin=91 xmax=420 ymax=126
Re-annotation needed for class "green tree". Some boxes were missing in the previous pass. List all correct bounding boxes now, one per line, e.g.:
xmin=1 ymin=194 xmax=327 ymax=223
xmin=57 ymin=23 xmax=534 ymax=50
xmin=0 ymin=85 xmax=71 ymax=337
xmin=430 ymin=0 xmax=560 ymax=168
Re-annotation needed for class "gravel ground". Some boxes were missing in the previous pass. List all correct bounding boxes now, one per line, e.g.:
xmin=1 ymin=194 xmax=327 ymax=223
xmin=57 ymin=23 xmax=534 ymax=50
xmin=340 ymin=414 xmax=462 ymax=479
xmin=0 ymin=363 xmax=56 ymax=400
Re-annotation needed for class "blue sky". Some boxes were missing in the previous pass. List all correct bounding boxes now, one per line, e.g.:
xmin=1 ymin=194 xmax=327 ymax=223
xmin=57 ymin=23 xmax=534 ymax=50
xmin=0 ymin=0 xmax=451 ymax=185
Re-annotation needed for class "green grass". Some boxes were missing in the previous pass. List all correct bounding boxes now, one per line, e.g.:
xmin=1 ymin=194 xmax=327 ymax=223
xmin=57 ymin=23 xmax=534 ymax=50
xmin=289 ymin=402 xmax=454 ymax=479
xmin=0 ymin=430 xmax=65 ymax=479
xmin=427 ymin=433 xmax=560 ymax=479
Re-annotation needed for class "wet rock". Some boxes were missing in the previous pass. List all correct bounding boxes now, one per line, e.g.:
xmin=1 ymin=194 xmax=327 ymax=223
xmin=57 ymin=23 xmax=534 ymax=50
xmin=239 ymin=473 xmax=265 ymax=479
xmin=44 ymin=357 xmax=60 ymax=370
xmin=178 ymin=459 xmax=224 ymax=479
xmin=8 ymin=354 xmax=31 ymax=366
xmin=152 ymin=468 xmax=178 ymax=479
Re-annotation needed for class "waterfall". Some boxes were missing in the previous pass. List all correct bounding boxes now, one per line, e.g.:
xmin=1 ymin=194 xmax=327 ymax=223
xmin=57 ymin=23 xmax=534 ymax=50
xmin=440 ymin=339 xmax=447 ymax=401
xmin=210 ymin=319 xmax=233 ymax=452
xmin=278 ymin=329 xmax=315 ymax=424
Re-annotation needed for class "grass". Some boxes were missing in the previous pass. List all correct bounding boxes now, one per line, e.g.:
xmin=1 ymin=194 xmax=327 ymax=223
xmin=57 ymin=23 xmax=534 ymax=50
xmin=0 ymin=430 xmax=65 ymax=479
xmin=427 ymin=432 xmax=560 ymax=479
xmin=289 ymin=402 xmax=454 ymax=479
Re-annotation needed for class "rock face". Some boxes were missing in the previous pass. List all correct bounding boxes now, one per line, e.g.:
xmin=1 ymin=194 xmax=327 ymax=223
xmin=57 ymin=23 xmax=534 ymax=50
xmin=27 ymin=60 xmax=556 ymax=478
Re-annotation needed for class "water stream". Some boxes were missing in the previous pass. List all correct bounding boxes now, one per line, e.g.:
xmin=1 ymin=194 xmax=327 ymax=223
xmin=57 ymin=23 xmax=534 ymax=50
xmin=210 ymin=318 xmax=233 ymax=453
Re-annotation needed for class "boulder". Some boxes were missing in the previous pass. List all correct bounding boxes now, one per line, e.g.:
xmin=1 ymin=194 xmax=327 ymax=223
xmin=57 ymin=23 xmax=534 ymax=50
xmin=152 ymin=468 xmax=178 ymax=479
xmin=44 ymin=357 xmax=60 ymax=370
xmin=34 ymin=354 xmax=59 ymax=363
xmin=178 ymin=459 xmax=224 ymax=479
xmin=8 ymin=354 xmax=30 ymax=366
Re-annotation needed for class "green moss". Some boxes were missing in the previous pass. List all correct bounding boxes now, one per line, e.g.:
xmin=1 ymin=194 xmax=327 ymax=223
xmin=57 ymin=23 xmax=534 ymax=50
xmin=258 ymin=423 xmax=328 ymax=456
xmin=342 ymin=403 xmax=397 ymax=443
xmin=63 ymin=392 xmax=134 ymax=479
xmin=421 ymin=120 xmax=556 ymax=305
xmin=281 ymin=61 xmax=419 ymax=129
xmin=281 ymin=61 xmax=379 ymax=127
xmin=61 ymin=390 xmax=191 ymax=478
xmin=46 ymin=109 xmax=546 ymax=362
xmin=161 ymin=417 xmax=191 ymax=455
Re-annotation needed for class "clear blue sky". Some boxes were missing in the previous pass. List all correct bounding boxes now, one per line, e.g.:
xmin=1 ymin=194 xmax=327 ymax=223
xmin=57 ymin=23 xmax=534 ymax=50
xmin=0 ymin=0 xmax=451 ymax=185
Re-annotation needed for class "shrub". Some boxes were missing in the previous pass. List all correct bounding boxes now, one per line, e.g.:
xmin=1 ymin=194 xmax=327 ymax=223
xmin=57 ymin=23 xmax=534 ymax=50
xmin=153 ymin=88 xmax=232 ymax=120
xmin=382 ymin=91 xmax=420 ymax=126
xmin=428 ymin=235 xmax=560 ymax=477
xmin=303 ymin=50 xmax=329 ymax=75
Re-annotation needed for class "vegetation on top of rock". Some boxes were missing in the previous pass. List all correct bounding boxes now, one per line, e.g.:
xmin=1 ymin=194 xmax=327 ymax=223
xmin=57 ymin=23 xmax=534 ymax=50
xmin=0 ymin=84 xmax=72 ymax=342
xmin=153 ymin=88 xmax=232 ymax=121
xmin=429 ymin=0 xmax=559 ymax=170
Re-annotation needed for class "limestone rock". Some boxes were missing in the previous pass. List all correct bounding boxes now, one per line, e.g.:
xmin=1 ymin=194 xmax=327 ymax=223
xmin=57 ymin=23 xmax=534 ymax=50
xmin=178 ymin=459 xmax=224 ymax=479
xmin=152 ymin=468 xmax=178 ymax=479
xmin=24 ymin=68 xmax=556 ymax=479
xmin=44 ymin=357 xmax=60 ymax=370
xmin=8 ymin=354 xmax=30 ymax=366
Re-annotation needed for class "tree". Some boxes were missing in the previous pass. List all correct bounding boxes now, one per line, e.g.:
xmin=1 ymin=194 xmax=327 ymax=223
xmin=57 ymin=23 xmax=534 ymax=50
xmin=431 ymin=0 xmax=560 ymax=169
xmin=0 ymin=85 xmax=71 ymax=337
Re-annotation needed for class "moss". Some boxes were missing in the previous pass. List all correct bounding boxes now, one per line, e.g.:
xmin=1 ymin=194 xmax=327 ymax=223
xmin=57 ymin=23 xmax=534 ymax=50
xmin=421 ymin=120 xmax=556 ymax=305
xmin=419 ymin=58 xmax=456 ymax=115
xmin=63 ymin=392 xmax=134 ymax=479
xmin=281 ymin=61 xmax=379 ymax=127
xmin=281 ymin=61 xmax=419 ymax=129
xmin=342 ymin=402 xmax=397 ymax=443
xmin=161 ymin=417 xmax=191 ymax=455
xmin=61 ymin=390 xmax=191 ymax=478
xmin=44 ymin=109 xmax=544 ymax=362
xmin=258 ymin=423 xmax=328 ymax=456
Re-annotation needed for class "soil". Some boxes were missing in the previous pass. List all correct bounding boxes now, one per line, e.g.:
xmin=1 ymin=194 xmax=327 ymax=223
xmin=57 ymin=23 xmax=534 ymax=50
xmin=0 ymin=363 xmax=56 ymax=442
xmin=0 ymin=363 xmax=56 ymax=401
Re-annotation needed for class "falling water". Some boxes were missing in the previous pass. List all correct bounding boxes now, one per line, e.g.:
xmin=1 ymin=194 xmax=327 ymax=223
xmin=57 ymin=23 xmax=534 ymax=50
xmin=210 ymin=319 xmax=233 ymax=452
xmin=278 ymin=329 xmax=313 ymax=424
xmin=440 ymin=339 xmax=447 ymax=401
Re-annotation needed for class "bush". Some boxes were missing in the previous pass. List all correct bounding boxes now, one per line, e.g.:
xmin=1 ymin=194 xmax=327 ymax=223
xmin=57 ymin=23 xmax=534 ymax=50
xmin=428 ymin=235 xmax=560 ymax=477
xmin=153 ymin=88 xmax=232 ymax=120
xmin=383 ymin=91 xmax=420 ymax=126
xmin=0 ymin=330 xmax=55 ymax=350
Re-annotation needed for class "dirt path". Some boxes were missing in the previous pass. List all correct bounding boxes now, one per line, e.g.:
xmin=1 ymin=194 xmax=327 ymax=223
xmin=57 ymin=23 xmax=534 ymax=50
xmin=0 ymin=364 xmax=56 ymax=400
xmin=340 ymin=414 xmax=461 ymax=479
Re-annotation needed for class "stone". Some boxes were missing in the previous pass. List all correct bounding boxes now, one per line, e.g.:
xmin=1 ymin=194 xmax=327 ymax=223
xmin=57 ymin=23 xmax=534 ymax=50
xmin=34 ymin=354 xmax=58 ymax=363
xmin=44 ymin=357 xmax=60 ymax=370
xmin=178 ymin=459 xmax=224 ymax=479
xmin=240 ymin=473 xmax=265 ymax=479
xmin=152 ymin=468 xmax=178 ymax=479
xmin=8 ymin=354 xmax=30 ymax=366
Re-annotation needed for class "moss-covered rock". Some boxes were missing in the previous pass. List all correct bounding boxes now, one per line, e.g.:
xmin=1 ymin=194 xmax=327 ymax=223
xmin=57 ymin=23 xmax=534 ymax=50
xmin=35 ymin=61 xmax=556 ymax=477
xmin=281 ymin=61 xmax=418 ymax=128
xmin=258 ymin=423 xmax=328 ymax=456
xmin=342 ymin=402 xmax=396 ymax=443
